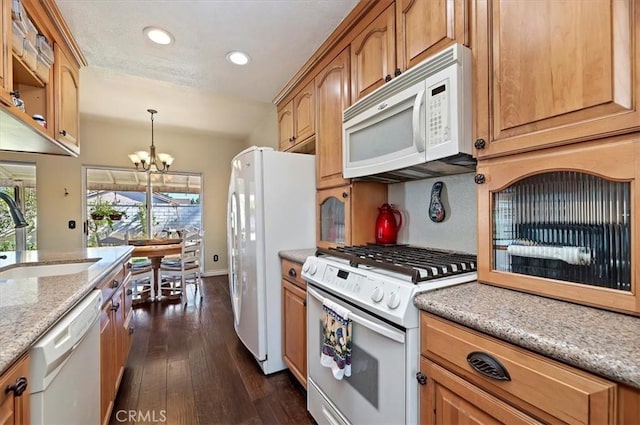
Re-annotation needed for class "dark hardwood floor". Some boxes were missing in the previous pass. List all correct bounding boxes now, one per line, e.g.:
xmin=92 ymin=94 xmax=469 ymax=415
xmin=110 ymin=275 xmax=314 ymax=425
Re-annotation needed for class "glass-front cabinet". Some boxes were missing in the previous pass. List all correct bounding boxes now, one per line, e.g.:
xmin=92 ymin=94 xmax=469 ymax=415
xmin=476 ymin=136 xmax=640 ymax=315
xmin=317 ymin=186 xmax=350 ymax=249
xmin=316 ymin=183 xmax=387 ymax=249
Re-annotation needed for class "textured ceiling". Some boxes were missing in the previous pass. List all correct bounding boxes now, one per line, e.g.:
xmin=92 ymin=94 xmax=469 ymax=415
xmin=54 ymin=0 xmax=359 ymax=138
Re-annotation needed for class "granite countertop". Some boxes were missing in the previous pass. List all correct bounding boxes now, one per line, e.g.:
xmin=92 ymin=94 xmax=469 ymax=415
xmin=279 ymin=248 xmax=316 ymax=264
xmin=414 ymin=282 xmax=640 ymax=389
xmin=0 ymin=246 xmax=133 ymax=375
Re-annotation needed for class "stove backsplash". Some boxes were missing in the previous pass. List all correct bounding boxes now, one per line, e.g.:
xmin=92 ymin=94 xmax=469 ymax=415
xmin=388 ymin=172 xmax=477 ymax=254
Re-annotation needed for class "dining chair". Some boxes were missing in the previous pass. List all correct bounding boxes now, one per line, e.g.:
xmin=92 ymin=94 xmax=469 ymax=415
xmin=159 ymin=230 xmax=203 ymax=305
xmin=130 ymin=258 xmax=155 ymax=302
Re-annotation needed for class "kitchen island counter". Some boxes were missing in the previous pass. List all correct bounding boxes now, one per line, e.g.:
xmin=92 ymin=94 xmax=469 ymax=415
xmin=0 ymin=246 xmax=133 ymax=375
xmin=414 ymin=282 xmax=640 ymax=389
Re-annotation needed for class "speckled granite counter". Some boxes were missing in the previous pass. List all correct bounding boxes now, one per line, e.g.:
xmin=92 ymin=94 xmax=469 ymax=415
xmin=414 ymin=282 xmax=640 ymax=389
xmin=0 ymin=246 xmax=133 ymax=375
xmin=279 ymin=248 xmax=316 ymax=264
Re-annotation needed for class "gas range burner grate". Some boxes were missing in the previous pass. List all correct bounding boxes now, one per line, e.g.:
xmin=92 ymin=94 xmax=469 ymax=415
xmin=316 ymin=244 xmax=477 ymax=284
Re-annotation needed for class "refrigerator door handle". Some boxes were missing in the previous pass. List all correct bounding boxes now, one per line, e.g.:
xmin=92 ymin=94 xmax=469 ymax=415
xmin=228 ymin=190 xmax=242 ymax=326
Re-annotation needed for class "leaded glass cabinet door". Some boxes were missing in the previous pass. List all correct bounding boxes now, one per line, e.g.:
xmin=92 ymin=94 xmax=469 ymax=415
xmin=476 ymin=138 xmax=640 ymax=316
xmin=317 ymin=187 xmax=351 ymax=248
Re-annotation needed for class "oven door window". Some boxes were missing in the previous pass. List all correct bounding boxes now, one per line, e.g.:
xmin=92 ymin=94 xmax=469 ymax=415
xmin=307 ymin=286 xmax=407 ymax=424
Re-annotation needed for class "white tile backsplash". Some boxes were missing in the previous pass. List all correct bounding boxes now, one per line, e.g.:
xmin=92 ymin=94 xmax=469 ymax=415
xmin=388 ymin=173 xmax=477 ymax=254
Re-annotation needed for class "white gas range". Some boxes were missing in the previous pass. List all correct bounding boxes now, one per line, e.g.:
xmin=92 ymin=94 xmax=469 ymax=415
xmin=302 ymin=244 xmax=477 ymax=425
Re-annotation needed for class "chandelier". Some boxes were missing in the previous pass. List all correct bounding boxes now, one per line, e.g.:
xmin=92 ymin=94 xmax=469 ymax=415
xmin=128 ymin=109 xmax=174 ymax=172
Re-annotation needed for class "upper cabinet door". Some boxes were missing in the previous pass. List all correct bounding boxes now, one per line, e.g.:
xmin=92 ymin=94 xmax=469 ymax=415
xmin=278 ymin=100 xmax=294 ymax=150
xmin=0 ymin=0 xmax=12 ymax=106
xmin=396 ymin=0 xmax=468 ymax=71
xmin=54 ymin=43 xmax=80 ymax=154
xmin=475 ymin=0 xmax=640 ymax=159
xmin=351 ymin=4 xmax=396 ymax=102
xmin=293 ymin=80 xmax=315 ymax=144
xmin=316 ymin=47 xmax=350 ymax=189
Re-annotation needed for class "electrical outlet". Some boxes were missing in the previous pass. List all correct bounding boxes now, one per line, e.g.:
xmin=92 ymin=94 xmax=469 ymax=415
xmin=213 ymin=254 xmax=219 ymax=262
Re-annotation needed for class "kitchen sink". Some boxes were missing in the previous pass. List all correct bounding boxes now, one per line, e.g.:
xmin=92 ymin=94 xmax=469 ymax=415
xmin=0 ymin=260 xmax=98 ymax=279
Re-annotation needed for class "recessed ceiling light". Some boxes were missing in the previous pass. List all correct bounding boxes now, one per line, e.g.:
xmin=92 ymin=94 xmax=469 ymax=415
xmin=226 ymin=51 xmax=250 ymax=66
xmin=143 ymin=26 xmax=174 ymax=45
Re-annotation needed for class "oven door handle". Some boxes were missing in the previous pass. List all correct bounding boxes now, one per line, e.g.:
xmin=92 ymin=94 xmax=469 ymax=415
xmin=308 ymin=287 xmax=405 ymax=344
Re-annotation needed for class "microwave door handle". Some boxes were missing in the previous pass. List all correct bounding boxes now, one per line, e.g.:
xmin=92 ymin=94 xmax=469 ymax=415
xmin=307 ymin=286 xmax=405 ymax=344
xmin=412 ymin=89 xmax=426 ymax=152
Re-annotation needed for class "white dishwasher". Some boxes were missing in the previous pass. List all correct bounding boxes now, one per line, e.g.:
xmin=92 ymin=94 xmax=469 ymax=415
xmin=30 ymin=289 xmax=102 ymax=425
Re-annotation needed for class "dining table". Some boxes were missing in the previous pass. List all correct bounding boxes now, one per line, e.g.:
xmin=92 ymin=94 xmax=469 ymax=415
xmin=128 ymin=238 xmax=182 ymax=302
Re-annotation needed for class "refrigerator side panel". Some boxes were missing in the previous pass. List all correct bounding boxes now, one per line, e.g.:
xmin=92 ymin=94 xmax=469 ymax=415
xmin=260 ymin=150 xmax=316 ymax=374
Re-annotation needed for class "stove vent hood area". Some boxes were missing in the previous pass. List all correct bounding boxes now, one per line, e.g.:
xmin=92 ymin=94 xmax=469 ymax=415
xmin=351 ymin=153 xmax=476 ymax=184
xmin=0 ymin=108 xmax=77 ymax=157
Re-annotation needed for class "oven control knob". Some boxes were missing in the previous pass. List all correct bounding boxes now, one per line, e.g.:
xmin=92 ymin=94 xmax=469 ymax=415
xmin=302 ymin=262 xmax=310 ymax=273
xmin=387 ymin=292 xmax=401 ymax=309
xmin=371 ymin=287 xmax=384 ymax=303
xmin=308 ymin=262 xmax=317 ymax=275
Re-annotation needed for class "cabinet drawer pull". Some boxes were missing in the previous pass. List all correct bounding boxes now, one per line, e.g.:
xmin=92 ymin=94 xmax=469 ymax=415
xmin=59 ymin=130 xmax=67 ymax=136
xmin=5 ymin=377 xmax=28 ymax=396
xmin=128 ymin=326 xmax=135 ymax=334
xmin=288 ymin=268 xmax=297 ymax=278
xmin=111 ymin=302 xmax=121 ymax=312
xmin=415 ymin=372 xmax=427 ymax=385
xmin=112 ymin=279 xmax=120 ymax=288
xmin=466 ymin=351 xmax=511 ymax=381
xmin=126 ymin=288 xmax=133 ymax=296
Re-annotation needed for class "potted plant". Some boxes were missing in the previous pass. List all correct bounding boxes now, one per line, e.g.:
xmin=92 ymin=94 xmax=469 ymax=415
xmin=89 ymin=199 xmax=126 ymax=225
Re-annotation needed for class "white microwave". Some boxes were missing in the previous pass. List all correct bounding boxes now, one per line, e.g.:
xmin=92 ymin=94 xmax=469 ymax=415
xmin=343 ymin=44 xmax=474 ymax=183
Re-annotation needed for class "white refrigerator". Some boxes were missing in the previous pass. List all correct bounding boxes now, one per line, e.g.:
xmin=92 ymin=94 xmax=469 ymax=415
xmin=227 ymin=146 xmax=315 ymax=374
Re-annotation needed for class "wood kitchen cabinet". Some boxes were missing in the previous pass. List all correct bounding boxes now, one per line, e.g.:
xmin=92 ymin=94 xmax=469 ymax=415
xmin=351 ymin=0 xmax=469 ymax=102
xmin=281 ymin=258 xmax=307 ymax=388
xmin=316 ymin=47 xmax=350 ymax=189
xmin=351 ymin=3 xmax=396 ymax=102
xmin=278 ymin=80 xmax=315 ymax=152
xmin=419 ymin=313 xmax=618 ymax=424
xmin=99 ymin=260 xmax=133 ymax=425
xmin=0 ymin=354 xmax=29 ymax=425
xmin=317 ymin=182 xmax=387 ymax=249
xmin=395 ymin=0 xmax=468 ymax=71
xmin=0 ymin=0 xmax=10 ymax=106
xmin=476 ymin=136 xmax=640 ymax=316
xmin=0 ymin=0 xmax=85 ymax=156
xmin=474 ymin=0 xmax=640 ymax=159
xmin=53 ymin=42 xmax=79 ymax=153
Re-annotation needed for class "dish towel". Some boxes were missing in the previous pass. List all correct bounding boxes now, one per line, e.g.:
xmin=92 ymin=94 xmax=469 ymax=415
xmin=320 ymin=299 xmax=352 ymax=380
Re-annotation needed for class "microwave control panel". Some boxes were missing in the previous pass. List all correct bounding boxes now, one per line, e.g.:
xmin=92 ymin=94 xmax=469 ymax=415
xmin=427 ymin=78 xmax=450 ymax=147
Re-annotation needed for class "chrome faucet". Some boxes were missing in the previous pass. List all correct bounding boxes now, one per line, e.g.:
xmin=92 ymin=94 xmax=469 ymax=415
xmin=0 ymin=192 xmax=27 ymax=251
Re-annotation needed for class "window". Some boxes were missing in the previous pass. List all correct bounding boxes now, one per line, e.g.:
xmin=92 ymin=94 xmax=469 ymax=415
xmin=84 ymin=167 xmax=202 ymax=247
xmin=0 ymin=161 xmax=37 ymax=250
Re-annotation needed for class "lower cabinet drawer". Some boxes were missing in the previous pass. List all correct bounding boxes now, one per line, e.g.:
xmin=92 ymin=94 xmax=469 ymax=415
xmin=421 ymin=313 xmax=616 ymax=424
xmin=281 ymin=258 xmax=306 ymax=289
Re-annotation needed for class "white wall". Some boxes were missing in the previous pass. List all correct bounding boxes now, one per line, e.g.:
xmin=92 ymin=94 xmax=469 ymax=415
xmin=388 ymin=173 xmax=478 ymax=254
xmin=244 ymin=108 xmax=278 ymax=150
